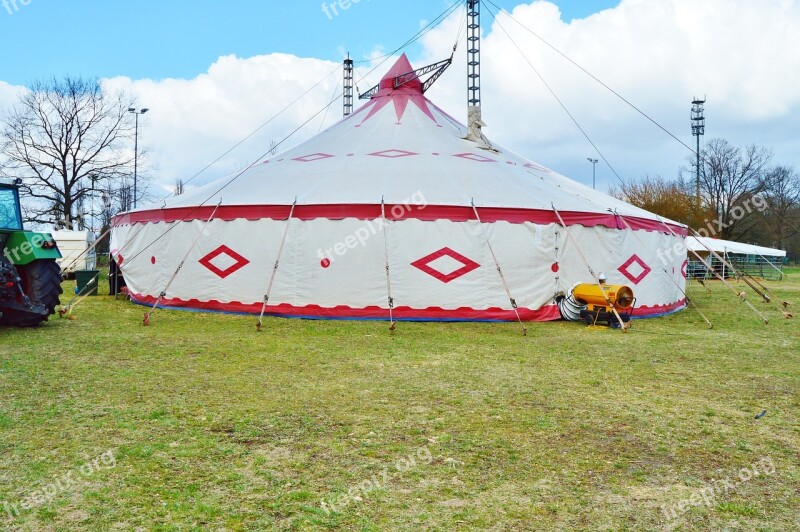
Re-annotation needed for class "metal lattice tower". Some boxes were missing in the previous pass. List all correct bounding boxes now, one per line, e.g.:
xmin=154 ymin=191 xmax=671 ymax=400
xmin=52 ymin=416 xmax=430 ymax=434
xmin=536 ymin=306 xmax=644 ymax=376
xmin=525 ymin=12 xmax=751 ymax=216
xmin=343 ymin=55 xmax=354 ymax=117
xmin=467 ymin=0 xmax=481 ymax=108
xmin=691 ymin=97 xmax=706 ymax=204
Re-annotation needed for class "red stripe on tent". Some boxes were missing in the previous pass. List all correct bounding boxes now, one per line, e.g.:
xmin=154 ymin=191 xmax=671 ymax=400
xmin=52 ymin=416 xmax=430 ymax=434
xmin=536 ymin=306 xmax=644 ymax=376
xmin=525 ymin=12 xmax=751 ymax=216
xmin=633 ymin=299 xmax=687 ymax=317
xmin=113 ymin=204 xmax=687 ymax=236
xmin=129 ymin=293 xmax=564 ymax=321
xmin=129 ymin=293 xmax=685 ymax=321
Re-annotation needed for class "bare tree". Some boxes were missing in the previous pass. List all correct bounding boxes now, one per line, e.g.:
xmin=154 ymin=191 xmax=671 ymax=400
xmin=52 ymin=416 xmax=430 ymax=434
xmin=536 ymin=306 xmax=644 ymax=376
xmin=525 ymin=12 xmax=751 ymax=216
xmin=174 ymin=178 xmax=185 ymax=196
xmin=761 ymin=166 xmax=800 ymax=248
xmin=0 ymin=77 xmax=136 ymax=229
xmin=680 ymin=138 xmax=772 ymax=240
xmin=609 ymin=174 xmax=715 ymax=229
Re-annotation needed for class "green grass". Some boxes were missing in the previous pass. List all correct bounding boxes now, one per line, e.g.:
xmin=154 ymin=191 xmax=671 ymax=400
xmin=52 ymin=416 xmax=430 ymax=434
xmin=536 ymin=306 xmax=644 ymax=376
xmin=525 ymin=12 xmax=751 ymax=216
xmin=1 ymin=270 xmax=798 ymax=530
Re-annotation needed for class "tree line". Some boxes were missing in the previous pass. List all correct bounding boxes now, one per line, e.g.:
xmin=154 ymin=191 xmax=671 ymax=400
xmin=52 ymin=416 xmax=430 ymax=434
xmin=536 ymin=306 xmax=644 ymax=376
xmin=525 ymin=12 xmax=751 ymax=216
xmin=611 ymin=138 xmax=800 ymax=261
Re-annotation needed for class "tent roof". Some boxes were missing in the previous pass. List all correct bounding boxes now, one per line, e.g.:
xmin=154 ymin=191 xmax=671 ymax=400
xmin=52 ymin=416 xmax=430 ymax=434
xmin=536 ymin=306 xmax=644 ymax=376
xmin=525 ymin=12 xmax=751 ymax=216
xmin=126 ymin=55 xmax=684 ymax=233
xmin=687 ymin=236 xmax=786 ymax=257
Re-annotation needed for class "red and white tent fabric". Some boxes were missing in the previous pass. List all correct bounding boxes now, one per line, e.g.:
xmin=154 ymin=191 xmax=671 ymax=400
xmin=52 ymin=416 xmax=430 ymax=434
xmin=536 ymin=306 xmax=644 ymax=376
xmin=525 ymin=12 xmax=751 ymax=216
xmin=111 ymin=55 xmax=688 ymax=321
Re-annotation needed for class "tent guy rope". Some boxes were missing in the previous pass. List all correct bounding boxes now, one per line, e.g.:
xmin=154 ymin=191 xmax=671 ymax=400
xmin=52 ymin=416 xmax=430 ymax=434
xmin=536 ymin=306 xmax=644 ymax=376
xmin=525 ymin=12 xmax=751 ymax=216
xmin=552 ymin=204 xmax=629 ymax=332
xmin=256 ymin=199 xmax=297 ymax=332
xmin=471 ymin=199 xmax=527 ymax=336
xmin=615 ymin=212 xmax=713 ymax=329
xmin=143 ymin=201 xmax=221 ymax=326
xmin=655 ymin=216 xmax=769 ymax=325
xmin=381 ymin=198 xmax=397 ymax=332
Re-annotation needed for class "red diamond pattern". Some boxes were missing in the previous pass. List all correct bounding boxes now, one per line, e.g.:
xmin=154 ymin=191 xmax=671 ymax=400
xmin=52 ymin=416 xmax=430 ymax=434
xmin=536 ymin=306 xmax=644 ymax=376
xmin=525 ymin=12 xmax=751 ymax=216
xmin=411 ymin=247 xmax=480 ymax=284
xmin=199 ymin=245 xmax=250 ymax=279
xmin=681 ymin=259 xmax=689 ymax=279
xmin=618 ymin=254 xmax=652 ymax=285
xmin=368 ymin=149 xmax=418 ymax=158
xmin=292 ymin=153 xmax=334 ymax=163
xmin=523 ymin=162 xmax=551 ymax=172
xmin=454 ymin=152 xmax=496 ymax=163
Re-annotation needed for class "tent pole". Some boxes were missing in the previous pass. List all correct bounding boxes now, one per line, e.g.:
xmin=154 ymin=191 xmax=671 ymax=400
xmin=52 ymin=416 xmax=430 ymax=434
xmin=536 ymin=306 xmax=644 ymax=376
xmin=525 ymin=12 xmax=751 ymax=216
xmin=657 ymin=217 xmax=769 ymax=325
xmin=691 ymin=230 xmax=771 ymax=304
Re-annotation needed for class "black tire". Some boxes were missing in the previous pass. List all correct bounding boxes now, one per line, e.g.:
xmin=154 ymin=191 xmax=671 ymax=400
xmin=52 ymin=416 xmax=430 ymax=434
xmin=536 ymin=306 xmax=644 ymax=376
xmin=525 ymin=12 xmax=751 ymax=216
xmin=2 ymin=260 xmax=63 ymax=327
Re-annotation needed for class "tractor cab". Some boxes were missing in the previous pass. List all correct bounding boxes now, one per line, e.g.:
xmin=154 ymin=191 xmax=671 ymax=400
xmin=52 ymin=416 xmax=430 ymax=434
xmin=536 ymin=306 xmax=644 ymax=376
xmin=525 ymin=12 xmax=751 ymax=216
xmin=0 ymin=178 xmax=64 ymax=326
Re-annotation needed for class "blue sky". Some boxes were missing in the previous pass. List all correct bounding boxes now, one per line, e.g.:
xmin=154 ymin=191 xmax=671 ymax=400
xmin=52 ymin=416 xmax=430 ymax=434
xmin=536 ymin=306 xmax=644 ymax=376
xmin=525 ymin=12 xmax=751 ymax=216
xmin=1 ymin=0 xmax=619 ymax=84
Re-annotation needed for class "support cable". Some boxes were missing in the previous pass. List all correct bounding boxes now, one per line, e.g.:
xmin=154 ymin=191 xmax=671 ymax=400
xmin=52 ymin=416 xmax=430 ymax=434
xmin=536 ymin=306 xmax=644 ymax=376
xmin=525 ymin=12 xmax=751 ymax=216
xmin=551 ymin=204 xmax=629 ymax=332
xmin=483 ymin=2 xmax=625 ymax=185
xmin=352 ymin=0 xmax=464 ymax=65
xmin=381 ymin=198 xmax=396 ymax=332
xmin=471 ymin=199 xmax=528 ymax=336
xmin=58 ymin=270 xmax=101 ymax=319
xmin=690 ymin=229 xmax=771 ymax=304
xmin=256 ymin=198 xmax=297 ymax=331
xmin=318 ymin=79 xmax=342 ymax=133
xmin=655 ymin=216 xmax=769 ymax=325
xmin=615 ymin=212 xmax=713 ymax=329
xmin=484 ymin=0 xmax=697 ymax=157
xmin=143 ymin=201 xmax=221 ymax=326
xmin=484 ymin=0 xmax=800 ymax=242
xmin=758 ymin=254 xmax=789 ymax=279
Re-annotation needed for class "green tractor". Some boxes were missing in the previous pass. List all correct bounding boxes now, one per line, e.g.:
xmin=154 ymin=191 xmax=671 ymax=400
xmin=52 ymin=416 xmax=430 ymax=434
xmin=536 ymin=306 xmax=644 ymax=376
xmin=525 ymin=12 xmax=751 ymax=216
xmin=0 ymin=178 xmax=63 ymax=326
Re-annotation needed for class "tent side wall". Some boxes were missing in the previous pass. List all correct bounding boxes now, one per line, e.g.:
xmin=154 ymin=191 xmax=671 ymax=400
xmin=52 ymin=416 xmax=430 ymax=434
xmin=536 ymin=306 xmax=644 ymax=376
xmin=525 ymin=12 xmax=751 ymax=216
xmin=110 ymin=216 xmax=686 ymax=321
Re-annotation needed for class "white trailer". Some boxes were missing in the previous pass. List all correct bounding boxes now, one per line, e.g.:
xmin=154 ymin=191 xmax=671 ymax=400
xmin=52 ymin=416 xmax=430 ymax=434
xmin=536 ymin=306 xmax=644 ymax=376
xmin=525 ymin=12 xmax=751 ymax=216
xmin=51 ymin=230 xmax=97 ymax=274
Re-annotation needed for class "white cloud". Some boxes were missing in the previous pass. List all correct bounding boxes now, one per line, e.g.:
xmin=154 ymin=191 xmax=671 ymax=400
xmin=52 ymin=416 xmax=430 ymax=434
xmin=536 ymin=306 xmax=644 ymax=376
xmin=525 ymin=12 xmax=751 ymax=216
xmin=0 ymin=81 xmax=23 ymax=111
xmin=422 ymin=0 xmax=800 ymax=187
xmin=100 ymin=53 xmax=343 ymax=197
xmin=2 ymin=0 xmax=799 ymax=196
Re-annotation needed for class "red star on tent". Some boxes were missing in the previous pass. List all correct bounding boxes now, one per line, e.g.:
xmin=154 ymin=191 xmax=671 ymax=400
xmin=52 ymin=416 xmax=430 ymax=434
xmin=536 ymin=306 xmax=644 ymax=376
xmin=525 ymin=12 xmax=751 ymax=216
xmin=358 ymin=54 xmax=439 ymax=125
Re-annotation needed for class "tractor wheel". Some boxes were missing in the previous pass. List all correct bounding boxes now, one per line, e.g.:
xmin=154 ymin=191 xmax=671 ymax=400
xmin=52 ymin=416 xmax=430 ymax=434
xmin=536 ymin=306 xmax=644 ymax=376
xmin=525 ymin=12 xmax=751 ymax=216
xmin=2 ymin=260 xmax=63 ymax=327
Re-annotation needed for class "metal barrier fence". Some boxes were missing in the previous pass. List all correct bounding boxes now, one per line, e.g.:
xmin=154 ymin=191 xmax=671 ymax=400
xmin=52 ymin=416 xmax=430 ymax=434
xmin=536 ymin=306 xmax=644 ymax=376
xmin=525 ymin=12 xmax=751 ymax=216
xmin=688 ymin=254 xmax=786 ymax=281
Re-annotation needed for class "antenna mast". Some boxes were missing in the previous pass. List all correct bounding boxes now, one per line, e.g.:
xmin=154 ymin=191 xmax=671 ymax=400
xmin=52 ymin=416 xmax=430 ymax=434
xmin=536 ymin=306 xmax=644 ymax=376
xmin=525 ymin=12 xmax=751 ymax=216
xmin=343 ymin=54 xmax=354 ymax=117
xmin=691 ymin=97 xmax=706 ymax=205
xmin=466 ymin=0 xmax=491 ymax=148
xmin=467 ymin=0 xmax=481 ymax=108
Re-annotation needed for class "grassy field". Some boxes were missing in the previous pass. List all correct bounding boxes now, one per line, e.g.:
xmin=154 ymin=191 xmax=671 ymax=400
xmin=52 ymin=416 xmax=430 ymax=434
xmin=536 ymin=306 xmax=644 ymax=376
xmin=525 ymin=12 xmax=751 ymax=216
xmin=1 ymin=269 xmax=798 ymax=531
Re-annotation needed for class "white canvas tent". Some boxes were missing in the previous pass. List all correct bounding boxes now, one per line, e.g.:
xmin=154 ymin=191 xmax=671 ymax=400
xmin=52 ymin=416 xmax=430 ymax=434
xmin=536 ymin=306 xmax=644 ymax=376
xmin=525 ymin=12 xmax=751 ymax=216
xmin=110 ymin=55 xmax=688 ymax=322
xmin=687 ymin=236 xmax=786 ymax=280
xmin=687 ymin=237 xmax=786 ymax=258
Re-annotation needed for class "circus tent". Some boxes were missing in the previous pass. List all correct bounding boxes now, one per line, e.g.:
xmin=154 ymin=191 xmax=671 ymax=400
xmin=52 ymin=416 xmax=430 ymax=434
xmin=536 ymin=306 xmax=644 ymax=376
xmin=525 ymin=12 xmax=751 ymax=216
xmin=110 ymin=54 xmax=688 ymax=322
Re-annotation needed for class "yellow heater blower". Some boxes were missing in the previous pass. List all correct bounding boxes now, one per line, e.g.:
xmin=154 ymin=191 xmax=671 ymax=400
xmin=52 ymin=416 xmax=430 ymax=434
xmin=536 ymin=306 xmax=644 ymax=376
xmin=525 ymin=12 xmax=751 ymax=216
xmin=557 ymin=283 xmax=636 ymax=327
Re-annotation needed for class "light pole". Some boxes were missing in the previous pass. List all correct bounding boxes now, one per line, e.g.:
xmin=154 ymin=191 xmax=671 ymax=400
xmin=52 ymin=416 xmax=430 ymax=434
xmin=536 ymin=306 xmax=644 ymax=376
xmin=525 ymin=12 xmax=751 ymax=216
xmin=587 ymin=158 xmax=598 ymax=190
xmin=128 ymin=107 xmax=149 ymax=209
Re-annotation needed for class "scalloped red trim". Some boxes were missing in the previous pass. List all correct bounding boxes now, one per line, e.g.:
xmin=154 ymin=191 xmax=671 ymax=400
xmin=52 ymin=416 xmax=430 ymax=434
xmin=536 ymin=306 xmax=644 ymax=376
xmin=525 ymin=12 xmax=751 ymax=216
xmin=129 ymin=294 xmax=686 ymax=321
xmin=113 ymin=204 xmax=687 ymax=236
